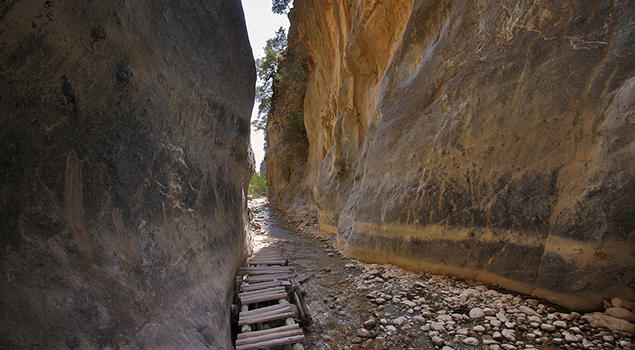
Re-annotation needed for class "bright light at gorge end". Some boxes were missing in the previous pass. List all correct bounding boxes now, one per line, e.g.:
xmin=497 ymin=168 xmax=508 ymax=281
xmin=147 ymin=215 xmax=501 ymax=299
xmin=242 ymin=0 xmax=290 ymax=172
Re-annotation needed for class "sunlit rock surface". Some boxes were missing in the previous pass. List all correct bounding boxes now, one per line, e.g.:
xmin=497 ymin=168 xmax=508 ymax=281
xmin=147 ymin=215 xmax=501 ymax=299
xmin=0 ymin=0 xmax=255 ymax=348
xmin=286 ymin=0 xmax=635 ymax=311
xmin=266 ymin=7 xmax=310 ymax=214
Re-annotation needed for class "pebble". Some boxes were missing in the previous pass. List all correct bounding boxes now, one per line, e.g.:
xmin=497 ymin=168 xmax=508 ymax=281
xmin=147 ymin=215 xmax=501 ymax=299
xmin=357 ymin=328 xmax=370 ymax=337
xmin=469 ymin=307 xmax=485 ymax=319
xmin=541 ymin=323 xmax=556 ymax=332
xmin=363 ymin=318 xmax=376 ymax=329
xmin=282 ymin=210 xmax=635 ymax=350
xmin=463 ymin=337 xmax=479 ymax=345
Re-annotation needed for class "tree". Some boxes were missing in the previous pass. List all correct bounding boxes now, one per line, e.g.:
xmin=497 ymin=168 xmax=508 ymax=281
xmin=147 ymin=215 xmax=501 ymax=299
xmin=272 ymin=0 xmax=291 ymax=14
xmin=253 ymin=27 xmax=287 ymax=131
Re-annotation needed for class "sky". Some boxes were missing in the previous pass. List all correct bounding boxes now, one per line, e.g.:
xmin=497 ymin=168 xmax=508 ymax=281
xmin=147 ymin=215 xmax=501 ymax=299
xmin=242 ymin=0 xmax=290 ymax=172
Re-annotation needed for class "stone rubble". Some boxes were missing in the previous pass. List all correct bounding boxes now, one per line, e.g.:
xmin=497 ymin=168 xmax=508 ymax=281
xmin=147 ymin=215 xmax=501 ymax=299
xmin=283 ymin=211 xmax=635 ymax=350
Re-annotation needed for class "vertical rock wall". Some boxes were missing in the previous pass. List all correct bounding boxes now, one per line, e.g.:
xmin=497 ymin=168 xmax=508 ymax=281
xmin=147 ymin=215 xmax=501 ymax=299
xmin=288 ymin=0 xmax=635 ymax=311
xmin=0 ymin=0 xmax=255 ymax=348
xmin=266 ymin=7 xmax=310 ymax=213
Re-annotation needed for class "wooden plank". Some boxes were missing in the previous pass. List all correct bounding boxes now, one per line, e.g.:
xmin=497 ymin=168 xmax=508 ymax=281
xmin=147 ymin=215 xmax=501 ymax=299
xmin=293 ymin=285 xmax=312 ymax=323
xmin=236 ymin=334 xmax=304 ymax=350
xmin=237 ymin=311 xmax=296 ymax=326
xmin=238 ymin=266 xmax=294 ymax=274
xmin=241 ymin=281 xmax=282 ymax=292
xmin=246 ymin=259 xmax=288 ymax=266
xmin=237 ymin=324 xmax=299 ymax=340
xmin=239 ymin=268 xmax=294 ymax=276
xmin=240 ymin=305 xmax=292 ymax=323
xmin=240 ymin=291 xmax=288 ymax=305
xmin=244 ymin=273 xmax=297 ymax=284
xmin=240 ymin=303 xmax=290 ymax=317
xmin=239 ymin=286 xmax=286 ymax=298
xmin=235 ymin=328 xmax=303 ymax=346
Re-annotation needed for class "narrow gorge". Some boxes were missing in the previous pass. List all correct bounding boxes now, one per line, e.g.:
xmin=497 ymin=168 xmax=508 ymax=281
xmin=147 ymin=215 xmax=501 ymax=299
xmin=266 ymin=0 xmax=635 ymax=312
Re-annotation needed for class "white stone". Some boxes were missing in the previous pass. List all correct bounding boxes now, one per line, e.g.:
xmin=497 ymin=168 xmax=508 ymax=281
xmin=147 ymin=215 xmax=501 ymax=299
xmin=501 ymin=344 xmax=517 ymax=350
xmin=519 ymin=305 xmax=540 ymax=316
xmin=501 ymin=329 xmax=516 ymax=341
xmin=412 ymin=315 xmax=425 ymax=323
xmin=459 ymin=289 xmax=480 ymax=299
xmin=564 ymin=333 xmax=579 ymax=342
xmin=473 ymin=325 xmax=485 ymax=332
xmin=490 ymin=319 xmax=502 ymax=328
xmin=392 ymin=316 xmax=407 ymax=326
xmin=540 ymin=323 xmax=556 ymax=332
xmin=492 ymin=331 xmax=503 ymax=339
xmin=441 ymin=347 xmax=454 ymax=350
xmin=456 ymin=328 xmax=469 ymax=336
xmin=553 ymin=320 xmax=567 ymax=328
xmin=431 ymin=336 xmax=445 ymax=346
xmin=482 ymin=307 xmax=496 ymax=316
xmin=430 ymin=322 xmax=446 ymax=332
xmin=469 ymin=307 xmax=485 ymax=319
xmin=582 ymin=312 xmax=635 ymax=333
xmin=582 ymin=338 xmax=593 ymax=349
xmin=402 ymin=299 xmax=417 ymax=308
xmin=484 ymin=290 xmax=501 ymax=298
xmin=496 ymin=311 xmax=508 ymax=322
xmin=437 ymin=314 xmax=453 ymax=322
xmin=463 ymin=337 xmax=479 ymax=345
xmin=420 ymin=324 xmax=431 ymax=331
xmin=528 ymin=315 xmax=542 ymax=323
xmin=606 ymin=306 xmax=635 ymax=322
xmin=385 ymin=325 xmax=397 ymax=332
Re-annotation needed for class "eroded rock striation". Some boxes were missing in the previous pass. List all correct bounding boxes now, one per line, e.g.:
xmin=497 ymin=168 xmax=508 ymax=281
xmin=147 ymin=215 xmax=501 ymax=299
xmin=0 ymin=0 xmax=255 ymax=348
xmin=275 ymin=0 xmax=635 ymax=311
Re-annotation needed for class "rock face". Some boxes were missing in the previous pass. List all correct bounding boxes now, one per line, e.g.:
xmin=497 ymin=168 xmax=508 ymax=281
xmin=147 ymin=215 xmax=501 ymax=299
xmin=286 ymin=0 xmax=635 ymax=311
xmin=0 ymin=0 xmax=255 ymax=348
xmin=266 ymin=7 xmax=310 ymax=214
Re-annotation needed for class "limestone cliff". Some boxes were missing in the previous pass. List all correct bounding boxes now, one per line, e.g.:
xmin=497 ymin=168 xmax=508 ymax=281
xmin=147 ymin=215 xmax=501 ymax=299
xmin=266 ymin=7 xmax=310 ymax=213
xmin=286 ymin=0 xmax=635 ymax=311
xmin=0 ymin=0 xmax=255 ymax=348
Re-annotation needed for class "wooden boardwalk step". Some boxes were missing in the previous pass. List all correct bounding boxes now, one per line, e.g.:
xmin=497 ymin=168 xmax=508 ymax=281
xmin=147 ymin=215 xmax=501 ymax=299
xmin=242 ymin=273 xmax=297 ymax=284
xmin=236 ymin=324 xmax=300 ymax=340
xmin=239 ymin=290 xmax=288 ymax=305
xmin=238 ymin=307 xmax=296 ymax=326
xmin=241 ymin=280 xmax=291 ymax=292
xmin=235 ymin=244 xmax=305 ymax=349
xmin=238 ymin=266 xmax=294 ymax=275
xmin=238 ymin=286 xmax=286 ymax=299
xmin=247 ymin=258 xmax=288 ymax=266
xmin=236 ymin=325 xmax=304 ymax=349
xmin=240 ymin=303 xmax=290 ymax=318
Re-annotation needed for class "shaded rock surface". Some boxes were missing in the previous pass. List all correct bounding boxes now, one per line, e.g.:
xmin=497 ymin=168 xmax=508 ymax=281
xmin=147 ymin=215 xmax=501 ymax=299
xmin=270 ymin=0 xmax=635 ymax=311
xmin=0 ymin=0 xmax=255 ymax=348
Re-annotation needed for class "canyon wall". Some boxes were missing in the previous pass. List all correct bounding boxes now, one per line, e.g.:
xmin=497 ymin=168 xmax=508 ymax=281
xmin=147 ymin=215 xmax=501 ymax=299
xmin=266 ymin=7 xmax=310 ymax=213
xmin=0 ymin=0 xmax=255 ymax=348
xmin=285 ymin=0 xmax=635 ymax=311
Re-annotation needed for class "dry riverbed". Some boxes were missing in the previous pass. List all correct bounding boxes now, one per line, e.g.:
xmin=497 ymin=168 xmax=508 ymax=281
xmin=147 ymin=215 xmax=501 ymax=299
xmin=248 ymin=199 xmax=635 ymax=350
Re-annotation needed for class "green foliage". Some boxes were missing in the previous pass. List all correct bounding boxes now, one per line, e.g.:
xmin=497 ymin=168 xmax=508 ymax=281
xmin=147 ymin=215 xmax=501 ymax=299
xmin=281 ymin=111 xmax=307 ymax=145
xmin=253 ymin=27 xmax=287 ymax=131
xmin=272 ymin=0 xmax=291 ymax=14
xmin=248 ymin=172 xmax=267 ymax=198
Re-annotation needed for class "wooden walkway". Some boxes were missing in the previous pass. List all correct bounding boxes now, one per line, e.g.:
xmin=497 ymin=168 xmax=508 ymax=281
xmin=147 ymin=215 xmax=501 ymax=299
xmin=234 ymin=246 xmax=310 ymax=350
